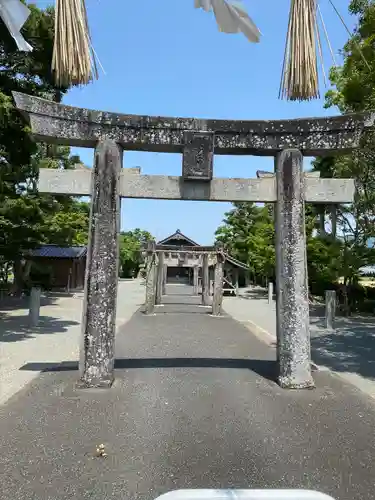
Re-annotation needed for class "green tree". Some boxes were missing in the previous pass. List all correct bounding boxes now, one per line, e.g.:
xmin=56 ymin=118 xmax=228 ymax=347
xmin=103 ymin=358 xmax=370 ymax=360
xmin=44 ymin=200 xmax=90 ymax=246
xmin=215 ymin=203 xmax=275 ymax=283
xmin=214 ymin=1 xmax=375 ymax=309
xmin=0 ymin=4 xmax=87 ymax=293
xmin=325 ymin=0 xmax=375 ymax=113
xmin=119 ymin=229 xmax=154 ymax=278
xmin=215 ymin=201 xmax=351 ymax=295
xmin=312 ymin=0 xmax=375 ymax=290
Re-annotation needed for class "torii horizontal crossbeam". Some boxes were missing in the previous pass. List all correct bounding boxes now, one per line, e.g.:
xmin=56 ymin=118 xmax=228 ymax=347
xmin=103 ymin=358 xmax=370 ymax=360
xmin=13 ymin=92 xmax=375 ymax=156
xmin=154 ymin=245 xmax=216 ymax=253
xmin=37 ymin=168 xmax=354 ymax=204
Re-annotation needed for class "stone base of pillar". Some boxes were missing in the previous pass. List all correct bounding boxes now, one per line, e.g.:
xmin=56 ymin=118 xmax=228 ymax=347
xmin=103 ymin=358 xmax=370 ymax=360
xmin=278 ymin=377 xmax=315 ymax=390
xmin=77 ymin=377 xmax=114 ymax=389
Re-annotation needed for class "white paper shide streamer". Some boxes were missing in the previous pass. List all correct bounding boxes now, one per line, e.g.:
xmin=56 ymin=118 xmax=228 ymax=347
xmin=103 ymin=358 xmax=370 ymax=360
xmin=0 ymin=0 xmax=260 ymax=83
xmin=0 ymin=0 xmax=32 ymax=51
xmin=195 ymin=0 xmax=260 ymax=43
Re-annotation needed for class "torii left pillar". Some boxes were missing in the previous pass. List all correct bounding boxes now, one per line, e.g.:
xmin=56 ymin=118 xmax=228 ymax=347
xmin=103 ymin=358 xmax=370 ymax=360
xmin=156 ymin=252 xmax=165 ymax=305
xmin=78 ymin=140 xmax=121 ymax=388
xmin=275 ymin=149 xmax=314 ymax=389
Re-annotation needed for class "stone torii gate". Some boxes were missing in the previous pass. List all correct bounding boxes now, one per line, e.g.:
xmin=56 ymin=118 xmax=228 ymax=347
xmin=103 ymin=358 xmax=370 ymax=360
xmin=12 ymin=91 xmax=374 ymax=390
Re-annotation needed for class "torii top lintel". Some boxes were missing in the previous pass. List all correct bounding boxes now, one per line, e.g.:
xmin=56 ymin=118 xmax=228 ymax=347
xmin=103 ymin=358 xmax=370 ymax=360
xmin=13 ymin=92 xmax=375 ymax=156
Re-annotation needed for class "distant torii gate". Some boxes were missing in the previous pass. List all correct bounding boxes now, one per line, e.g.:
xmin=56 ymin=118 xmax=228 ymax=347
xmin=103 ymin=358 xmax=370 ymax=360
xmin=13 ymin=91 xmax=374 ymax=390
xmin=143 ymin=243 xmax=223 ymax=316
xmin=143 ymin=243 xmax=249 ymax=316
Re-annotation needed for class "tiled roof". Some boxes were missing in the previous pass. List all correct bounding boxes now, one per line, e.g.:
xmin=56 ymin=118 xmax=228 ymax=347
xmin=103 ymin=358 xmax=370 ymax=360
xmin=158 ymin=229 xmax=200 ymax=246
xmin=30 ymin=245 xmax=87 ymax=259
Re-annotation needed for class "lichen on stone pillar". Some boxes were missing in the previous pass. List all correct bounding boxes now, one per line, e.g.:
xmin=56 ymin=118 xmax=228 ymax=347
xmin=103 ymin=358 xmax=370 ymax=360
xmin=275 ymin=148 xmax=314 ymax=389
xmin=78 ymin=139 xmax=121 ymax=389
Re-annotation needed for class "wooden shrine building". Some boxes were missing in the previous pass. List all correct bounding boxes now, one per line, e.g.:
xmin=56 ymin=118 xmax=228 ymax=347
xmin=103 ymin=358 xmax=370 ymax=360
xmin=28 ymin=244 xmax=87 ymax=290
xmin=157 ymin=229 xmax=249 ymax=293
xmin=157 ymin=229 xmax=200 ymax=283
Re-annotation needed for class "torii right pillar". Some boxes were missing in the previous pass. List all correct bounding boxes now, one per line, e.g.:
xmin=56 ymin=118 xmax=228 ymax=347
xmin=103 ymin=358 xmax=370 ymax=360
xmin=275 ymin=149 xmax=313 ymax=389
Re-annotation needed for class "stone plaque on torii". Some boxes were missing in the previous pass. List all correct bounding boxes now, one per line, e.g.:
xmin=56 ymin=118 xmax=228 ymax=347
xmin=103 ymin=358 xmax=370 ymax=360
xmin=12 ymin=91 xmax=374 ymax=390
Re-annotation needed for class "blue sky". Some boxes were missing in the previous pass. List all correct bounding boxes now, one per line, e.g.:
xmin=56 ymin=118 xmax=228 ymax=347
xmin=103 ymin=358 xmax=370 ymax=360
xmin=37 ymin=0 xmax=355 ymax=244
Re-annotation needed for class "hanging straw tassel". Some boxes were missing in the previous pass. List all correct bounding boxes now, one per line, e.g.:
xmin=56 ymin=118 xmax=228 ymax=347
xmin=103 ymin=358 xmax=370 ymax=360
xmin=279 ymin=0 xmax=319 ymax=101
xmin=52 ymin=0 xmax=98 ymax=87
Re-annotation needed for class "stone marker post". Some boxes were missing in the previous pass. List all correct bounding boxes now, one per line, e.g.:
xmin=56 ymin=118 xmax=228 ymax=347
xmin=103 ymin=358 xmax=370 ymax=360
xmin=79 ymin=140 xmax=121 ymax=388
xmin=145 ymin=240 xmax=157 ymax=315
xmin=212 ymin=252 xmax=224 ymax=316
xmin=275 ymin=149 xmax=314 ymax=389
xmin=268 ymin=281 xmax=273 ymax=304
xmin=202 ymin=253 xmax=210 ymax=305
xmin=162 ymin=264 xmax=167 ymax=295
xmin=233 ymin=268 xmax=239 ymax=297
xmin=193 ymin=265 xmax=199 ymax=295
xmin=325 ymin=290 xmax=336 ymax=330
xmin=245 ymin=272 xmax=250 ymax=287
xmin=29 ymin=286 xmax=41 ymax=327
xmin=156 ymin=252 xmax=165 ymax=305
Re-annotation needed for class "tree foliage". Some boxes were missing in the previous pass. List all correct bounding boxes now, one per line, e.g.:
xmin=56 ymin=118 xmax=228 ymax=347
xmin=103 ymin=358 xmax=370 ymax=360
xmin=325 ymin=0 xmax=375 ymax=113
xmin=0 ymin=4 xmax=155 ymax=292
xmin=0 ymin=4 xmax=86 ymax=292
xmin=315 ymin=0 xmax=375 ymax=287
xmin=215 ymin=203 xmax=275 ymax=280
xmin=214 ymin=0 xmax=375 ymax=313
xmin=119 ymin=229 xmax=154 ymax=278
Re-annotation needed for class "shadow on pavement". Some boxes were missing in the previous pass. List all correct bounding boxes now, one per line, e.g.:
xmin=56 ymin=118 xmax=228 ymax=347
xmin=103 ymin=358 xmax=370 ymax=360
xmin=0 ymin=295 xmax=59 ymax=312
xmin=0 ymin=314 xmax=79 ymax=343
xmin=20 ymin=357 xmax=277 ymax=382
xmin=149 ymin=294 xmax=214 ymax=315
xmin=311 ymin=316 xmax=375 ymax=381
xmin=148 ymin=309 xmax=216 ymax=316
xmin=157 ymin=300 xmax=203 ymax=305
xmin=310 ymin=304 xmax=326 ymax=318
xmin=241 ymin=289 xmax=270 ymax=300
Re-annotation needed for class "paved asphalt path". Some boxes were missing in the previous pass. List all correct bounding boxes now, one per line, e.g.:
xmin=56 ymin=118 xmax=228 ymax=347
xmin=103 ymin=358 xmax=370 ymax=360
xmin=1 ymin=285 xmax=375 ymax=500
